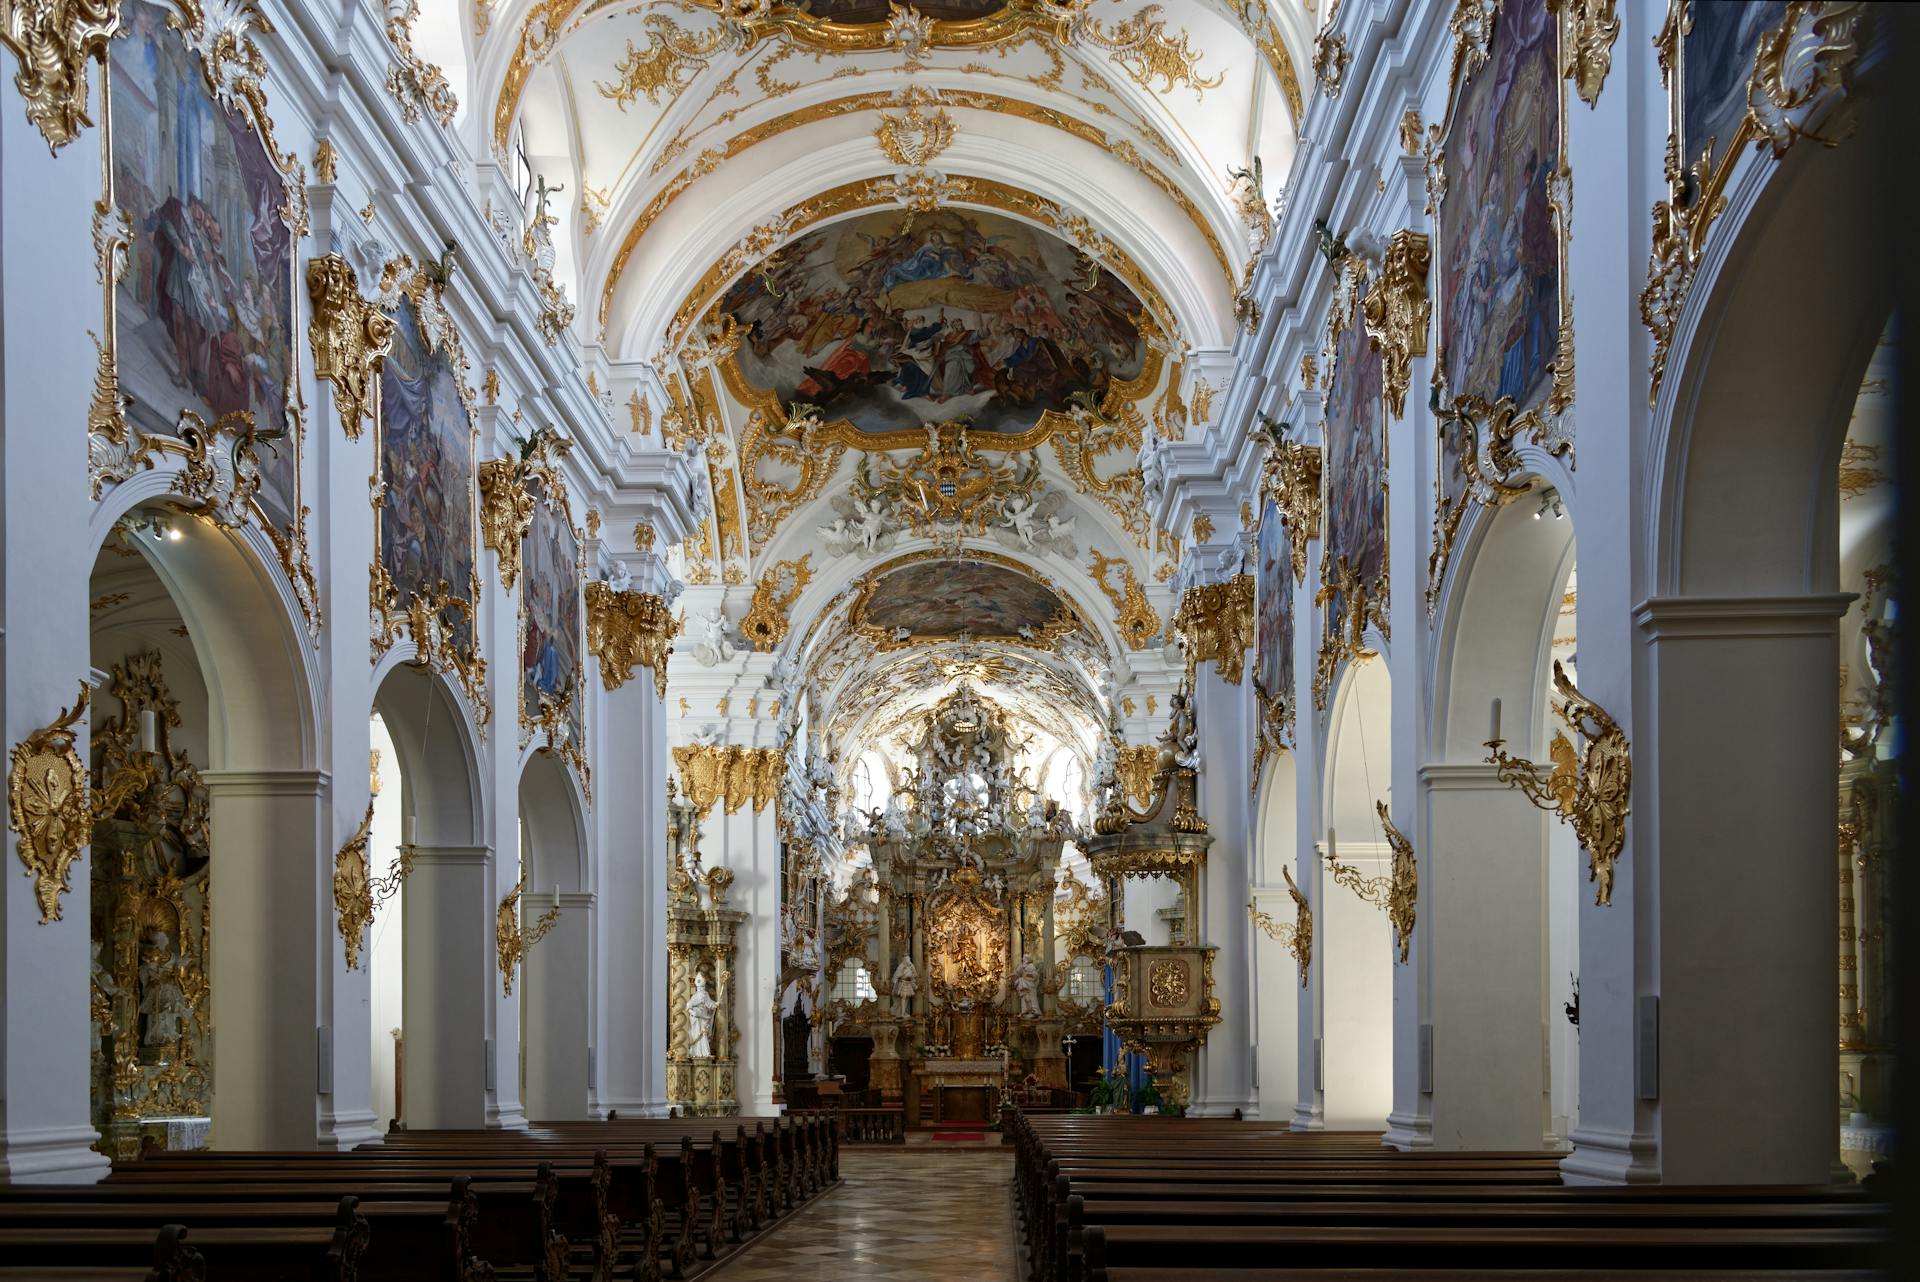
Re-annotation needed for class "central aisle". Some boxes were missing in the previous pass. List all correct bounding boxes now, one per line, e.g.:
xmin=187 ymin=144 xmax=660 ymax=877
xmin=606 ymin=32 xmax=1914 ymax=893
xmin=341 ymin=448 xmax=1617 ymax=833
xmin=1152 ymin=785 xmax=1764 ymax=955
xmin=711 ymin=1147 xmax=1018 ymax=1281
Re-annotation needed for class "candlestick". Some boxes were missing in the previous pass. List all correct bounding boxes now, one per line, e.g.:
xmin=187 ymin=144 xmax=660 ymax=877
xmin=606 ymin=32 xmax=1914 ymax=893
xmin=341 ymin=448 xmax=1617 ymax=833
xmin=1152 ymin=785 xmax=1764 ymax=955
xmin=1489 ymin=697 xmax=1502 ymax=745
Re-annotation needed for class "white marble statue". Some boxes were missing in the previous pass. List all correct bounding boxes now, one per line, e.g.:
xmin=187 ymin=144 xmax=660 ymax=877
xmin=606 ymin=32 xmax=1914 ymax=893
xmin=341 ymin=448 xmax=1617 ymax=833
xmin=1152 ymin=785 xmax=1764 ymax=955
xmin=686 ymin=972 xmax=718 ymax=1059
xmin=138 ymin=931 xmax=190 ymax=1047
xmin=890 ymin=956 xmax=917 ymax=1019
xmin=1013 ymin=954 xmax=1042 ymax=1018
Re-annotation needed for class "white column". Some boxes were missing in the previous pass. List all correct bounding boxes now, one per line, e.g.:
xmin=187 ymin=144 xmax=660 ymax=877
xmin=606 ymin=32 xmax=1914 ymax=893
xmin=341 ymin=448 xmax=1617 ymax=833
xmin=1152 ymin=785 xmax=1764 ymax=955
xmin=525 ymin=891 xmax=593 ymax=1121
xmin=596 ymin=676 xmax=669 ymax=1117
xmin=1420 ymin=765 xmax=1548 ymax=1150
xmin=0 ymin=89 xmax=114 ymax=1182
xmin=1191 ymin=659 xmax=1253 ymax=1117
xmin=403 ymin=844 xmax=491 ymax=1129
xmin=726 ymin=800 xmax=782 ymax=1116
xmin=1628 ymin=597 xmax=1848 ymax=1183
xmin=203 ymin=771 xmax=328 ymax=1149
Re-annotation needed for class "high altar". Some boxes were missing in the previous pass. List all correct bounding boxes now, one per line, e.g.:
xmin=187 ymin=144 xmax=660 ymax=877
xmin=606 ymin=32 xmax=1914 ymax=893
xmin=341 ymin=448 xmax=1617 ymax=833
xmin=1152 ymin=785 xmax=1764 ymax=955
xmin=843 ymin=687 xmax=1077 ymax=1124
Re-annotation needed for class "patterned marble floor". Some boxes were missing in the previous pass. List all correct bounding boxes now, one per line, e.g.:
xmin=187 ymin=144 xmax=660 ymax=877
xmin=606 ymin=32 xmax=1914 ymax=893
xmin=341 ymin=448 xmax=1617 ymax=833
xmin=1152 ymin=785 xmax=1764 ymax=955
xmin=708 ymin=1148 xmax=1019 ymax=1281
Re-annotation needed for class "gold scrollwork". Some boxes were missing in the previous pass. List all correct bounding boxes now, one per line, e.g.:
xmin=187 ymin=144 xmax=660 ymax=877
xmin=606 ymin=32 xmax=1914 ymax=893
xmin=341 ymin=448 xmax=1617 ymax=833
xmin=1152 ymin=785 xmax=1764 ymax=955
xmin=1326 ymin=801 xmax=1417 ymax=964
xmin=1551 ymin=0 xmax=1620 ymax=107
xmin=307 ymin=254 xmax=396 ymax=441
xmin=585 ymin=582 xmax=677 ymax=699
xmin=1088 ymin=549 xmax=1160 ymax=649
xmin=1360 ymin=230 xmax=1432 ymax=421
xmin=1642 ymin=1 xmax=1864 ymax=408
xmin=1486 ymin=659 xmax=1632 ymax=906
xmin=1261 ymin=438 xmax=1321 ymax=586
xmin=672 ymin=745 xmax=783 ymax=817
xmin=874 ymin=83 xmax=954 ymax=167
xmin=1248 ymin=865 xmax=1313 ymax=987
xmin=497 ymin=869 xmax=561 ymax=997
xmin=742 ymin=555 xmax=812 ymax=652
xmin=529 ymin=686 xmax=591 ymax=803
xmin=593 ymin=12 xmax=724 ymax=110
xmin=332 ymin=801 xmax=410 ymax=971
xmin=0 ymin=0 xmax=119 ymax=152
xmin=1114 ymin=745 xmax=1157 ymax=811
xmin=478 ymin=456 xmax=537 ymax=590
xmin=1173 ymin=575 xmax=1254 ymax=688
xmin=384 ymin=0 xmax=457 ymax=127
xmin=7 ymin=682 xmax=92 ymax=923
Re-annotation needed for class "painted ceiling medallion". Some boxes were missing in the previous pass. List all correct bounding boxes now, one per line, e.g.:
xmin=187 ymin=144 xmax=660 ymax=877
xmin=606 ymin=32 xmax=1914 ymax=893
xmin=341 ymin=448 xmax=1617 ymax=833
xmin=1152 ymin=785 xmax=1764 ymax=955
xmin=850 ymin=553 xmax=1079 ymax=650
xmin=714 ymin=207 xmax=1147 ymax=442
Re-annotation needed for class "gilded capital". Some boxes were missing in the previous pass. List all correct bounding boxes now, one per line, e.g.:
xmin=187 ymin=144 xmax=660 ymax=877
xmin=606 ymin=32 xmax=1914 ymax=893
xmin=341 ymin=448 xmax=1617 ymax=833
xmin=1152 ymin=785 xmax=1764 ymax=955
xmin=478 ymin=456 xmax=537 ymax=589
xmin=585 ymin=582 xmax=678 ymax=699
xmin=1360 ymin=230 xmax=1431 ymax=419
xmin=1262 ymin=441 xmax=1322 ymax=585
xmin=0 ymin=0 xmax=119 ymax=152
xmin=307 ymin=254 xmax=396 ymax=440
xmin=1173 ymin=574 xmax=1255 ymax=688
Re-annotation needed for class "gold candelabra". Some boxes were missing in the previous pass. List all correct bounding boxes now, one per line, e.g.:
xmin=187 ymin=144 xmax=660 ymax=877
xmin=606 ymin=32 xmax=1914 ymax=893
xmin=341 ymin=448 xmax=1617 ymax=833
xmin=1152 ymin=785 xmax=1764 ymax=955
xmin=1324 ymin=801 xmax=1418 ymax=964
xmin=497 ymin=870 xmax=563 ymax=996
xmin=1484 ymin=660 xmax=1632 ymax=906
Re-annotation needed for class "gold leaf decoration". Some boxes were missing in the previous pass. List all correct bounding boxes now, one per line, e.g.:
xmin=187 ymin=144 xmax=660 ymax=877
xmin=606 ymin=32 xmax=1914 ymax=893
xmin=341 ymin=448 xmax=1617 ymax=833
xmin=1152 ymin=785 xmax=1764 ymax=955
xmin=1173 ymin=575 xmax=1255 ymax=688
xmin=671 ymin=744 xmax=784 ymax=817
xmin=594 ymin=13 xmax=724 ymax=110
xmin=332 ymin=801 xmax=376 ymax=971
xmin=7 ymin=682 xmax=91 ymax=922
xmin=874 ymin=84 xmax=954 ymax=167
xmin=0 ymin=0 xmax=119 ymax=152
xmin=1088 ymin=550 xmax=1160 ymax=649
xmin=585 ymin=582 xmax=678 ymax=699
xmin=307 ymin=254 xmax=396 ymax=441
xmin=742 ymin=555 xmax=812 ymax=652
xmin=1360 ymin=230 xmax=1431 ymax=420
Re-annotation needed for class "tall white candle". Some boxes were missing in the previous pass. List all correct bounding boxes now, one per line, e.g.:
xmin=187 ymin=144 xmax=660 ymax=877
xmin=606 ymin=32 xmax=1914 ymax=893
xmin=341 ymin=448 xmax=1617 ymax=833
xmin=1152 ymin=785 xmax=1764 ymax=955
xmin=138 ymin=709 xmax=158 ymax=754
xmin=552 ymin=883 xmax=560 ymax=909
xmin=1326 ymin=827 xmax=1337 ymax=863
xmin=1489 ymin=697 xmax=1502 ymax=744
xmin=403 ymin=815 xmax=416 ymax=845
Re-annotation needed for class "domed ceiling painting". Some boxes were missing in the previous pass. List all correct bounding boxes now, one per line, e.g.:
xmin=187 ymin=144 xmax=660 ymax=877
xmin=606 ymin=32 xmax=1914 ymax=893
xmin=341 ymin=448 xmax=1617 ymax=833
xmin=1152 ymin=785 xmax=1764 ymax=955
xmin=716 ymin=208 xmax=1148 ymax=440
xmin=851 ymin=556 xmax=1079 ymax=648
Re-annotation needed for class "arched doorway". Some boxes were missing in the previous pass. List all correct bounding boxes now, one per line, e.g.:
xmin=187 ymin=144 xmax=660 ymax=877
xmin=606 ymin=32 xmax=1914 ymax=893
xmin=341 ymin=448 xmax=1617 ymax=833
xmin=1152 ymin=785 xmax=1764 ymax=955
xmin=1251 ymin=748 xmax=1302 ymax=1125
xmin=518 ymin=750 xmax=591 ymax=1121
xmin=1318 ymin=658 xmax=1393 ymax=1130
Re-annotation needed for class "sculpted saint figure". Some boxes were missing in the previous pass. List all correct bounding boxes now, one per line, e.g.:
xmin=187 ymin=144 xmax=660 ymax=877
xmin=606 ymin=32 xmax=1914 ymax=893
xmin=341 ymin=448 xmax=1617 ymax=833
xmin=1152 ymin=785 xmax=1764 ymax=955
xmin=890 ymin=955 xmax=917 ymax=1019
xmin=1013 ymin=953 xmax=1042 ymax=1018
xmin=686 ymin=972 xmax=718 ymax=1058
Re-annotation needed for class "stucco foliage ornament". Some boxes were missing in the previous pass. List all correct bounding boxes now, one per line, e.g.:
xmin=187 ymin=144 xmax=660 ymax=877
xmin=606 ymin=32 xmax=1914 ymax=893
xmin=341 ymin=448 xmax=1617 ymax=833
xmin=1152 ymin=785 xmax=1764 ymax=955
xmin=1486 ymin=659 xmax=1632 ymax=906
xmin=7 ymin=682 xmax=92 ymax=922
xmin=479 ymin=427 xmax=570 ymax=591
xmin=384 ymin=0 xmax=458 ymax=127
xmin=1173 ymin=575 xmax=1254 ymax=688
xmin=332 ymin=801 xmax=375 ymax=971
xmin=874 ymin=84 xmax=954 ymax=167
xmin=1087 ymin=549 xmax=1160 ymax=650
xmin=585 ymin=581 xmax=678 ymax=699
xmin=307 ymin=254 xmax=396 ymax=441
xmin=0 ymin=0 xmax=119 ymax=151
xmin=1325 ymin=801 xmax=1418 ymax=964
xmin=1551 ymin=0 xmax=1620 ymax=107
xmin=1360 ymin=230 xmax=1431 ymax=420
xmin=1259 ymin=428 xmax=1320 ymax=586
xmin=742 ymin=555 xmax=812 ymax=651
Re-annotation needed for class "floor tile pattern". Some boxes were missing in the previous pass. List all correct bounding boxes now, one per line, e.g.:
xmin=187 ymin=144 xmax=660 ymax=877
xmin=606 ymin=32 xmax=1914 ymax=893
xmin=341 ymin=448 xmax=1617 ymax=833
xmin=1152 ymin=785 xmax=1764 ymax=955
xmin=709 ymin=1149 xmax=1017 ymax=1281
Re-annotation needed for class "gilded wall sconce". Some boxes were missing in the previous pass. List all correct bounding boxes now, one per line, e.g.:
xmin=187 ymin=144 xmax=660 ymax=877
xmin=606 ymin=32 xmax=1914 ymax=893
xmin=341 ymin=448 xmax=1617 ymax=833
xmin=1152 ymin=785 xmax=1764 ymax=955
xmin=332 ymin=800 xmax=417 ymax=971
xmin=1325 ymin=801 xmax=1418 ymax=963
xmin=1247 ymin=865 xmax=1313 ymax=986
xmin=497 ymin=870 xmax=562 ymax=996
xmin=1485 ymin=660 xmax=1632 ymax=906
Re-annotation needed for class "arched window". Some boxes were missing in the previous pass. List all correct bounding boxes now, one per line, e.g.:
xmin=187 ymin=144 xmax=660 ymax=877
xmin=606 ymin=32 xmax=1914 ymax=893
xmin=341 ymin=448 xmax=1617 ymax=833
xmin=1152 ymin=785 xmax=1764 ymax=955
xmin=832 ymin=962 xmax=875 ymax=1006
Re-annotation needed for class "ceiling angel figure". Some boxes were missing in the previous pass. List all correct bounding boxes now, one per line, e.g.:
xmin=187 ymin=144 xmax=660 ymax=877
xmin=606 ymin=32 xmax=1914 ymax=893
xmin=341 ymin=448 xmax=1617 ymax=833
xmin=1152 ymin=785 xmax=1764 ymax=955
xmin=990 ymin=490 xmax=1078 ymax=558
xmin=817 ymin=492 xmax=902 ymax=558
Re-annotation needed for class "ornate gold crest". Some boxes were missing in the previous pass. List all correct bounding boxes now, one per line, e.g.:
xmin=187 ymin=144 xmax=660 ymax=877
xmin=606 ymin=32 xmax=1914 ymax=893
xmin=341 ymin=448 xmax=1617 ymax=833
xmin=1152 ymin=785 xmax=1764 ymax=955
xmin=7 ymin=682 xmax=92 ymax=922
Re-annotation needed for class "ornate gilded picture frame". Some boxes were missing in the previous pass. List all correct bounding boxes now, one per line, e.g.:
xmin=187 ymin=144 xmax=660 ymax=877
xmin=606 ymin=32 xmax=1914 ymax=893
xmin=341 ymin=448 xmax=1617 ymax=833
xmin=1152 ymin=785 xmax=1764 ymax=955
xmin=1313 ymin=261 xmax=1388 ymax=711
xmin=1427 ymin=0 xmax=1574 ymax=613
xmin=1642 ymin=1 xmax=1866 ymax=406
xmin=518 ymin=451 xmax=590 ymax=796
xmin=91 ymin=0 xmax=317 ymax=630
xmin=373 ymin=277 xmax=488 ymax=728
xmin=1253 ymin=492 xmax=1295 ymax=785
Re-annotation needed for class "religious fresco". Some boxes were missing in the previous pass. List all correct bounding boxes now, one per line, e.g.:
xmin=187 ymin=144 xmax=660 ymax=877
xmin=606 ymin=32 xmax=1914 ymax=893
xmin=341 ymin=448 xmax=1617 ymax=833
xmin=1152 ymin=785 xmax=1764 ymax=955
xmin=1681 ymin=1 xmax=1788 ymax=177
xmin=1437 ymin=0 xmax=1561 ymax=412
xmin=379 ymin=298 xmax=477 ymax=648
xmin=853 ymin=557 xmax=1077 ymax=646
xmin=520 ymin=488 xmax=584 ymax=746
xmin=110 ymin=0 xmax=298 ymax=527
xmin=799 ymin=0 xmax=1008 ymax=19
xmin=1256 ymin=496 xmax=1294 ymax=713
xmin=718 ymin=209 xmax=1147 ymax=438
xmin=1325 ymin=284 xmax=1387 ymax=613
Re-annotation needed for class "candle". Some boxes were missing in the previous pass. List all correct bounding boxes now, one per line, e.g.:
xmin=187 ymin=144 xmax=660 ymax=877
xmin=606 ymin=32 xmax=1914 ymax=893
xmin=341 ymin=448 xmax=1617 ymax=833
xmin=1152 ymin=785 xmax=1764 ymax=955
xmin=1489 ymin=697 xmax=1502 ymax=744
xmin=1326 ymin=828 xmax=1337 ymax=863
xmin=403 ymin=815 xmax=416 ymax=845
xmin=552 ymin=883 xmax=561 ymax=909
xmin=139 ymin=709 xmax=158 ymax=754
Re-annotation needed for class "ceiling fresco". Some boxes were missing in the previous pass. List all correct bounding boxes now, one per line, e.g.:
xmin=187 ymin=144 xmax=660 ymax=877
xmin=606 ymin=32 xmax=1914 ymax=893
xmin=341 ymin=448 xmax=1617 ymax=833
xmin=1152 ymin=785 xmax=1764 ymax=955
xmin=715 ymin=208 xmax=1148 ymax=439
xmin=850 ymin=555 xmax=1079 ymax=647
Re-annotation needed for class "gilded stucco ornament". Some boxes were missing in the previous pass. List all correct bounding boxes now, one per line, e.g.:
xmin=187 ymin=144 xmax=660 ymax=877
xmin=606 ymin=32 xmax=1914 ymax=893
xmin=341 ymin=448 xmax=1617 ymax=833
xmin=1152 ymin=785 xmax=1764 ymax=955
xmin=384 ymin=0 xmax=458 ymax=127
xmin=1642 ymin=1 xmax=1864 ymax=408
xmin=1087 ymin=549 xmax=1160 ymax=650
xmin=671 ymin=744 xmax=783 ymax=816
xmin=332 ymin=800 xmax=411 ymax=971
xmin=1486 ymin=660 xmax=1632 ymax=906
xmin=1360 ymin=230 xmax=1431 ymax=420
xmin=1173 ymin=575 xmax=1254 ymax=688
xmin=307 ymin=254 xmax=396 ymax=441
xmin=0 ymin=0 xmax=118 ymax=151
xmin=1259 ymin=434 xmax=1321 ymax=585
xmin=874 ymin=84 xmax=954 ymax=167
xmin=1551 ymin=0 xmax=1620 ymax=106
xmin=742 ymin=555 xmax=812 ymax=651
xmin=7 ymin=682 xmax=91 ymax=922
xmin=1248 ymin=866 xmax=1312 ymax=987
xmin=585 ymin=581 xmax=678 ymax=699
xmin=479 ymin=426 xmax=570 ymax=591
xmin=594 ymin=12 xmax=725 ymax=110
xmin=530 ymin=688 xmax=591 ymax=803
